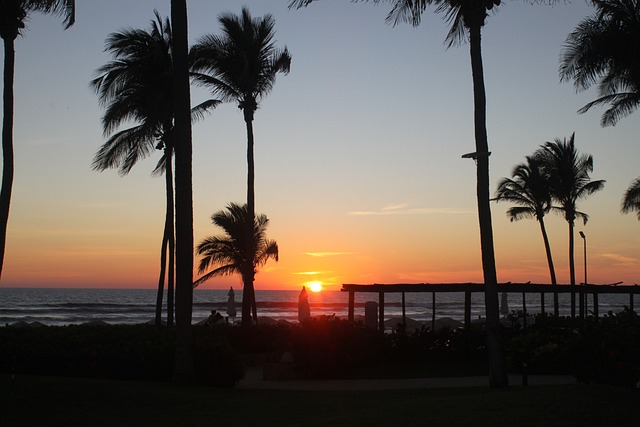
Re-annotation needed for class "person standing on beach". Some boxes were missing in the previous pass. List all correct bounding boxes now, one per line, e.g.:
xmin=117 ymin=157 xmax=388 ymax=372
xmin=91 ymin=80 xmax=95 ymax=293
xmin=298 ymin=286 xmax=310 ymax=323
xmin=227 ymin=287 xmax=236 ymax=324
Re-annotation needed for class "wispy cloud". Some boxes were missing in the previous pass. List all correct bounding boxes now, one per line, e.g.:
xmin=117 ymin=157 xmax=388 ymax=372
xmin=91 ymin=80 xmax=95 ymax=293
xmin=294 ymin=271 xmax=325 ymax=275
xmin=304 ymin=252 xmax=352 ymax=257
xmin=600 ymin=253 xmax=637 ymax=266
xmin=349 ymin=204 xmax=471 ymax=216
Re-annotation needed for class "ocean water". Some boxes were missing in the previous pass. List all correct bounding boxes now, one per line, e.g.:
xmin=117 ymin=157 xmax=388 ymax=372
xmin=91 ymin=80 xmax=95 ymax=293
xmin=0 ymin=287 xmax=634 ymax=327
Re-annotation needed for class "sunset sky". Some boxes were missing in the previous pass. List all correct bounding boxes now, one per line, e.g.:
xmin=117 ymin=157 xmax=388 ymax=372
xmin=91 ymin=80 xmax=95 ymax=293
xmin=2 ymin=0 xmax=640 ymax=291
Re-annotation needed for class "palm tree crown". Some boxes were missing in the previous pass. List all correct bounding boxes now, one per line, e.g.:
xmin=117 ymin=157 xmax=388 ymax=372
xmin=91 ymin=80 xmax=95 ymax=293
xmin=189 ymin=7 xmax=291 ymax=122
xmin=494 ymin=156 xmax=552 ymax=222
xmin=621 ymin=177 xmax=640 ymax=219
xmin=194 ymin=203 xmax=279 ymax=288
xmin=91 ymin=11 xmax=174 ymax=175
xmin=0 ymin=0 xmax=74 ymax=41
xmin=560 ymin=0 xmax=640 ymax=126
xmin=537 ymin=133 xmax=605 ymax=226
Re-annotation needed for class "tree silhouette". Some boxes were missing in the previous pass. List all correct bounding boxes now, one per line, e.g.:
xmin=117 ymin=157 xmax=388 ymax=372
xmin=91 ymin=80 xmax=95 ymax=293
xmin=190 ymin=7 xmax=290 ymax=325
xmin=537 ymin=133 xmax=605 ymax=319
xmin=560 ymin=0 xmax=640 ymax=127
xmin=91 ymin=11 xmax=191 ymax=327
xmin=171 ymin=0 xmax=194 ymax=383
xmin=291 ymin=0 xmax=564 ymax=388
xmin=494 ymin=156 xmax=559 ymax=316
xmin=0 ymin=0 xmax=75 ymax=279
xmin=194 ymin=203 xmax=279 ymax=301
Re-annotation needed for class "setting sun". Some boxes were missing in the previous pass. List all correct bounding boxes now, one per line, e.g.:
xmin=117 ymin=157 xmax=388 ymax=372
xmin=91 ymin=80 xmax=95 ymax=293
xmin=307 ymin=281 xmax=323 ymax=292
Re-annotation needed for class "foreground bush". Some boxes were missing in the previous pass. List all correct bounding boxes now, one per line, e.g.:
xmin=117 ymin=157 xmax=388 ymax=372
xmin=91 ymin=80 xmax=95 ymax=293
xmin=0 ymin=324 xmax=245 ymax=387
xmin=571 ymin=308 xmax=640 ymax=387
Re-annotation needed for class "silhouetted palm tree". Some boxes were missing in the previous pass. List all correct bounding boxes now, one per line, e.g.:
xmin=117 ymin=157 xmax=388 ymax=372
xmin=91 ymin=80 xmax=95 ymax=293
xmin=190 ymin=7 xmax=291 ymax=325
xmin=537 ymin=133 xmax=605 ymax=318
xmin=494 ymin=156 xmax=559 ymax=316
xmin=291 ymin=0 xmax=562 ymax=388
xmin=194 ymin=204 xmax=279 ymax=309
xmin=0 ymin=0 xmax=75 ymax=279
xmin=621 ymin=178 xmax=640 ymax=218
xmin=560 ymin=0 xmax=640 ymax=127
xmin=171 ymin=0 xmax=195 ymax=383
xmin=292 ymin=0 xmax=510 ymax=385
xmin=91 ymin=11 xmax=180 ymax=327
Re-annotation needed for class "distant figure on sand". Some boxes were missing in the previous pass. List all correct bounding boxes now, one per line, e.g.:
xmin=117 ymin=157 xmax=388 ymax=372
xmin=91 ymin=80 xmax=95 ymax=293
xmin=206 ymin=310 xmax=223 ymax=326
xmin=227 ymin=287 xmax=237 ymax=323
xmin=298 ymin=286 xmax=311 ymax=323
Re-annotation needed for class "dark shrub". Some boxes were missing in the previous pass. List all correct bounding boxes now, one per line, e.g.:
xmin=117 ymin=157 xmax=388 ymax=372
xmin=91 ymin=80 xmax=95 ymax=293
xmin=571 ymin=308 xmax=640 ymax=387
xmin=289 ymin=315 xmax=386 ymax=379
xmin=191 ymin=333 xmax=246 ymax=388
xmin=506 ymin=328 xmax=574 ymax=374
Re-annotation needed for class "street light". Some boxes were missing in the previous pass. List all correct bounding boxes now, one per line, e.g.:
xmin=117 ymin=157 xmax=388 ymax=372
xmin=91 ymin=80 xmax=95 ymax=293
xmin=579 ymin=231 xmax=587 ymax=319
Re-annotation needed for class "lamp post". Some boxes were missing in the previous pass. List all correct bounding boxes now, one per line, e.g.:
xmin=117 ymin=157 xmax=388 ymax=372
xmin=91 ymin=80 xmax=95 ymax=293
xmin=579 ymin=231 xmax=587 ymax=319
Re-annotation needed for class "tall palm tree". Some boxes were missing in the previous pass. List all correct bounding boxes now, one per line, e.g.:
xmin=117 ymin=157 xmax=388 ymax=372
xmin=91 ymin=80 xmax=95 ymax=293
xmin=494 ymin=156 xmax=559 ymax=316
xmin=537 ymin=133 xmax=605 ymax=319
xmin=622 ymin=178 xmax=640 ymax=218
xmin=170 ymin=0 xmax=195 ymax=383
xmin=291 ymin=0 xmax=516 ymax=387
xmin=560 ymin=0 xmax=640 ymax=127
xmin=0 ymin=0 xmax=75 ymax=279
xmin=91 ymin=11 xmax=178 ymax=327
xmin=194 ymin=203 xmax=279 ymax=306
xmin=190 ymin=7 xmax=291 ymax=325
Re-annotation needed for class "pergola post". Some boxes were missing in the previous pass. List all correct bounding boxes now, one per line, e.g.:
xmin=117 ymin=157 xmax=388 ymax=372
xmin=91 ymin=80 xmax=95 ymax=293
xmin=378 ymin=291 xmax=385 ymax=332
xmin=348 ymin=291 xmax=354 ymax=322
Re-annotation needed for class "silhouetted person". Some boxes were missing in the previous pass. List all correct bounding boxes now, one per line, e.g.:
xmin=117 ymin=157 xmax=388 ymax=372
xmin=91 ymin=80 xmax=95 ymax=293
xmin=298 ymin=286 xmax=310 ymax=323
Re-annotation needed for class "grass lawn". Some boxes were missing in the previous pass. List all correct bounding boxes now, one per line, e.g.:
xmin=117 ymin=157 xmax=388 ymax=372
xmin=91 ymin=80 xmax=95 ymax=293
xmin=1 ymin=374 xmax=638 ymax=426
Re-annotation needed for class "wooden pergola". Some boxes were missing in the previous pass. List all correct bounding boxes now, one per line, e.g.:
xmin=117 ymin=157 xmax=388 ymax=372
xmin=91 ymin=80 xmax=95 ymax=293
xmin=341 ymin=283 xmax=640 ymax=331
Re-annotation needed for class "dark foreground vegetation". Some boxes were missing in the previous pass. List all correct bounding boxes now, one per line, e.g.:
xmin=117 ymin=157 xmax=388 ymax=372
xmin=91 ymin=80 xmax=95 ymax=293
xmin=2 ymin=308 xmax=640 ymax=390
xmin=1 ymin=375 xmax=639 ymax=427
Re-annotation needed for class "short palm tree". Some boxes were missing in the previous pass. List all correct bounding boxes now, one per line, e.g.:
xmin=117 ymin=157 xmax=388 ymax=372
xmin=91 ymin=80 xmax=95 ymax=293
xmin=194 ymin=203 xmax=279 ymax=326
xmin=494 ymin=156 xmax=559 ymax=316
xmin=190 ymin=7 xmax=290 ymax=324
xmin=560 ymin=0 xmax=640 ymax=127
xmin=91 ymin=12 xmax=182 ymax=326
xmin=0 ymin=0 xmax=75 ymax=279
xmin=537 ymin=133 xmax=605 ymax=318
xmin=621 ymin=178 xmax=640 ymax=219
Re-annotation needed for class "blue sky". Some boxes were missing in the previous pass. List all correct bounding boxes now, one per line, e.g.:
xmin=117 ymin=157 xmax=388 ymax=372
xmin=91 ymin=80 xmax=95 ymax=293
xmin=3 ymin=0 xmax=640 ymax=289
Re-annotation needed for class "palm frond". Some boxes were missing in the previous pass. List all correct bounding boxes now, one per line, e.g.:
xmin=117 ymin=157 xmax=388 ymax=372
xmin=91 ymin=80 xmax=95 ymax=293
xmin=621 ymin=177 xmax=640 ymax=219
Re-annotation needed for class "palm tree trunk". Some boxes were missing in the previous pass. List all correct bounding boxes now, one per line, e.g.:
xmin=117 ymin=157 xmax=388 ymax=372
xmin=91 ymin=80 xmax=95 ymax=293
xmin=171 ymin=0 xmax=194 ymax=383
xmin=0 ymin=38 xmax=16 ymax=280
xmin=468 ymin=22 xmax=508 ymax=388
xmin=538 ymin=218 xmax=559 ymax=316
xmin=244 ymin=111 xmax=258 ymax=325
xmin=155 ymin=231 xmax=168 ymax=326
xmin=568 ymin=218 xmax=576 ymax=318
xmin=156 ymin=146 xmax=176 ymax=327
xmin=167 ymin=151 xmax=175 ymax=327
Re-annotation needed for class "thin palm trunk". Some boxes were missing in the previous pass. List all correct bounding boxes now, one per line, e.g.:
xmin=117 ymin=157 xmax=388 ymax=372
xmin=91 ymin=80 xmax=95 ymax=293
xmin=468 ymin=22 xmax=507 ymax=388
xmin=155 ymin=147 xmax=176 ymax=327
xmin=538 ymin=217 xmax=559 ymax=316
xmin=171 ymin=0 xmax=194 ymax=383
xmin=155 ymin=231 xmax=168 ymax=326
xmin=167 ymin=152 xmax=175 ymax=327
xmin=0 ymin=37 xmax=16 ymax=280
xmin=243 ymin=110 xmax=258 ymax=325
xmin=568 ymin=219 xmax=576 ymax=318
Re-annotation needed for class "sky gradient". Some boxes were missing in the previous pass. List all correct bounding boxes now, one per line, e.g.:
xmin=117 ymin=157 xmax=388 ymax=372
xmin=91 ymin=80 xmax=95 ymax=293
xmin=2 ymin=0 xmax=640 ymax=291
